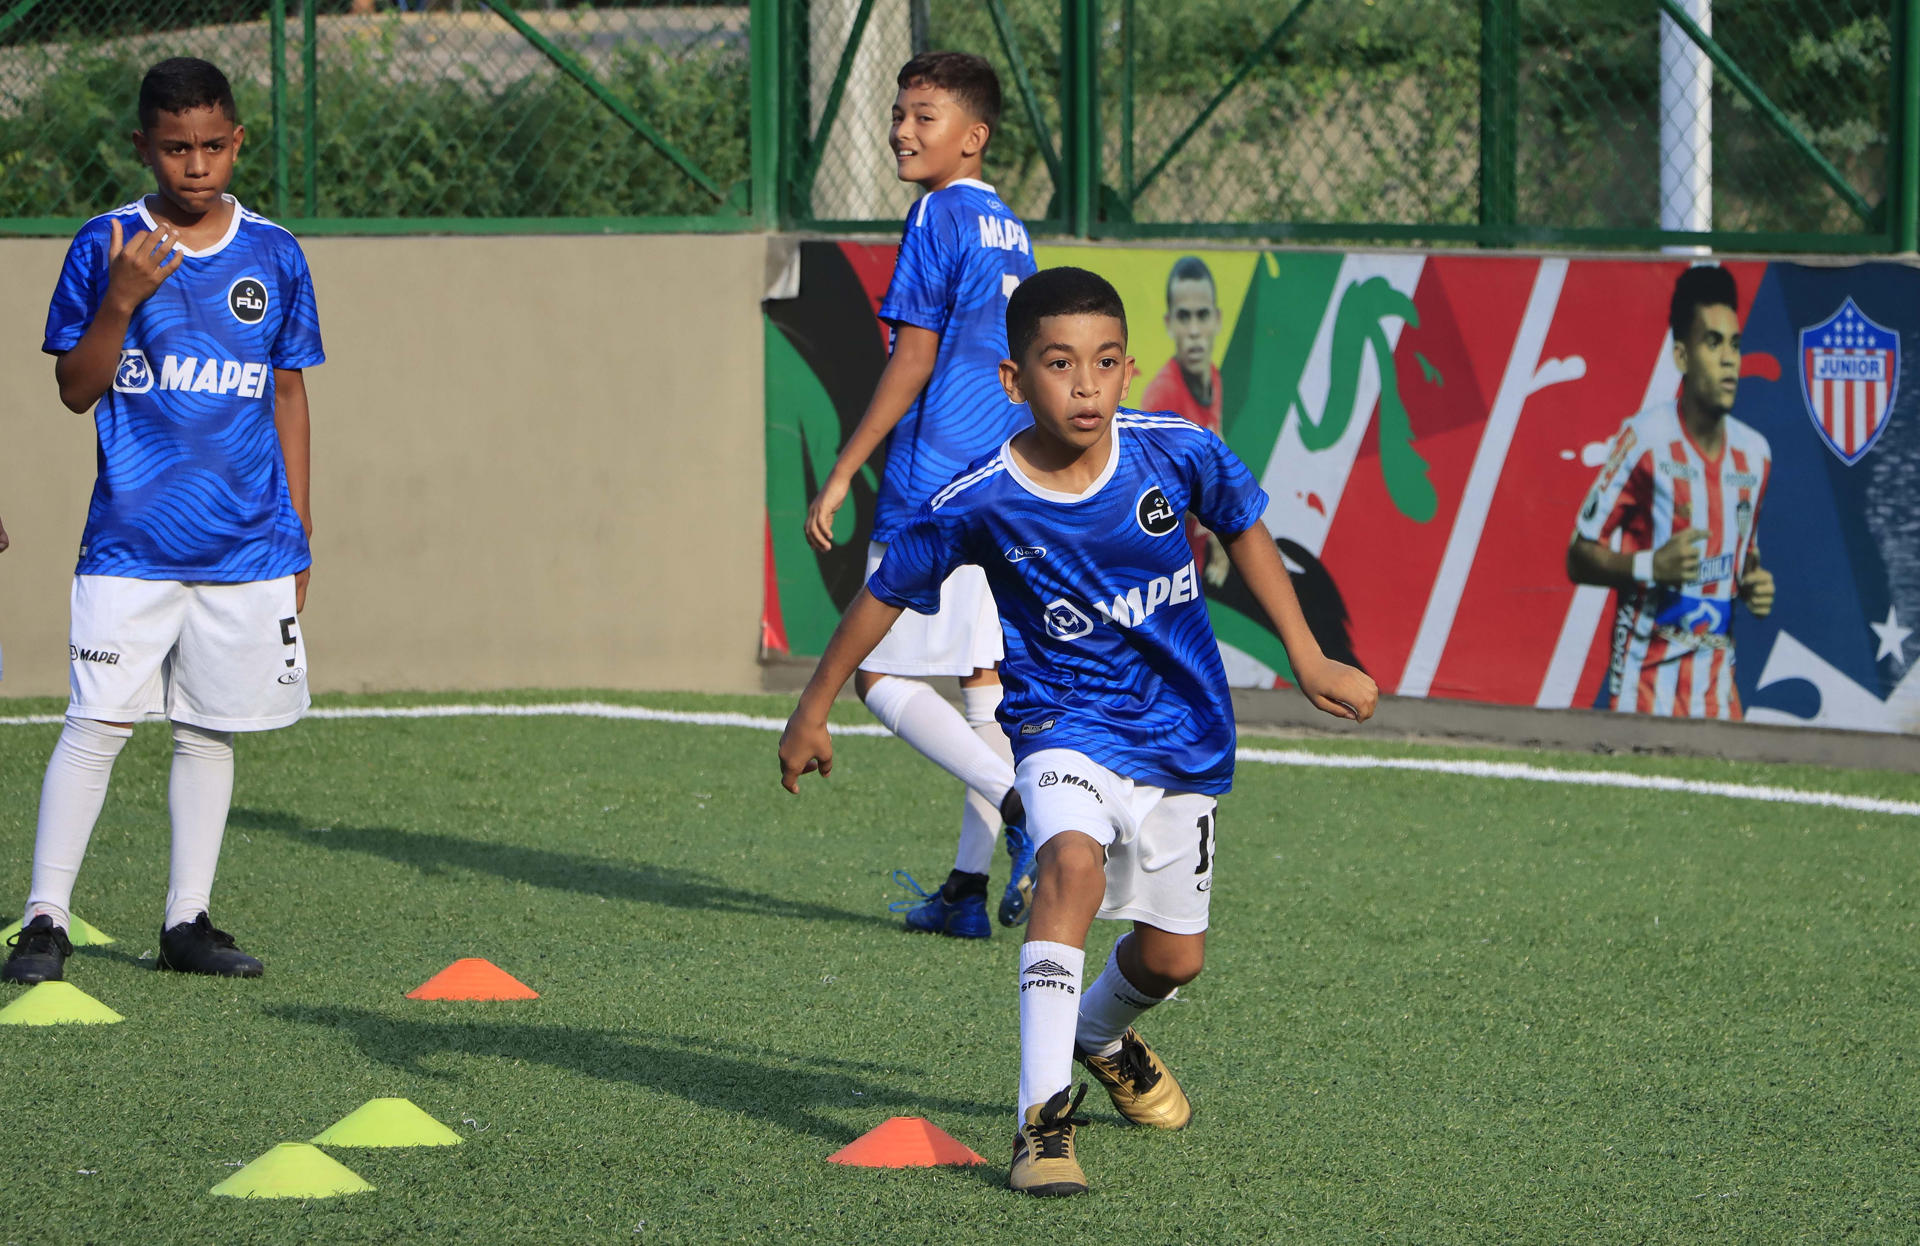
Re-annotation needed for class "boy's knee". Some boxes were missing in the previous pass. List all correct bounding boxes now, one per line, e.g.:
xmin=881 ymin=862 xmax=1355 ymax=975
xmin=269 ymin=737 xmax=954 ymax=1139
xmin=1123 ymin=933 xmax=1205 ymax=993
xmin=1036 ymin=832 xmax=1104 ymax=879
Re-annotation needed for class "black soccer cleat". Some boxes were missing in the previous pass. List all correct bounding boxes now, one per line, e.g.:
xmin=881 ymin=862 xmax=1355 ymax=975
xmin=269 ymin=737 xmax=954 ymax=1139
xmin=157 ymin=913 xmax=263 ymax=978
xmin=2 ymin=915 xmax=73 ymax=985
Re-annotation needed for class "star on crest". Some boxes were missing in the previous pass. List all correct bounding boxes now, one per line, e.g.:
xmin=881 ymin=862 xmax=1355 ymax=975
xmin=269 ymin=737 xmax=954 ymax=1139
xmin=1871 ymin=606 xmax=1912 ymax=667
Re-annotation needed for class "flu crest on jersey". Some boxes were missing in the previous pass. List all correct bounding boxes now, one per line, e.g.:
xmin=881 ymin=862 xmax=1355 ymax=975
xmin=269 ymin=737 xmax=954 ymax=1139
xmin=1799 ymin=297 xmax=1899 ymax=465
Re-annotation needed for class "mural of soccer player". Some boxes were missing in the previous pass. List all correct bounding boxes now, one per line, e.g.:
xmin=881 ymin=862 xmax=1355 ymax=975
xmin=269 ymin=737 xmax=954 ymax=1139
xmin=1142 ymin=256 xmax=1232 ymax=585
xmin=1567 ymin=265 xmax=1776 ymax=719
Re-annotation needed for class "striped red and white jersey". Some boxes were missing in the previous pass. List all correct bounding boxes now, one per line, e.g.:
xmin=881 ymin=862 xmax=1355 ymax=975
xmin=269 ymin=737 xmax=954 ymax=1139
xmin=1574 ymin=401 xmax=1771 ymax=719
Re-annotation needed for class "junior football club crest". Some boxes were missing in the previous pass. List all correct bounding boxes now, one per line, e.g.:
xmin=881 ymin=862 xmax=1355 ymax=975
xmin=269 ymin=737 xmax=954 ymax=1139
xmin=1799 ymin=297 xmax=1899 ymax=465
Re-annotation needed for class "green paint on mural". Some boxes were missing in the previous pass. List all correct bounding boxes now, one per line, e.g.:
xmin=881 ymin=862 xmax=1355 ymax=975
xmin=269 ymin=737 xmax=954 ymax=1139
xmin=1416 ymin=351 xmax=1444 ymax=387
xmin=1207 ymin=600 xmax=1295 ymax=686
xmin=1321 ymin=277 xmax=1435 ymax=523
xmin=1217 ymin=251 xmax=1345 ymax=478
xmin=764 ymin=318 xmax=849 ymax=655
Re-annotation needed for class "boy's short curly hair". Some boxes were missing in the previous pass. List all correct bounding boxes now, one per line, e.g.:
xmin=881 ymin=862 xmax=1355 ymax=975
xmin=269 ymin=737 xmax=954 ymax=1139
xmin=139 ymin=57 xmax=238 ymax=131
xmin=1006 ymin=267 xmax=1128 ymax=362
xmin=897 ymin=52 xmax=1003 ymax=140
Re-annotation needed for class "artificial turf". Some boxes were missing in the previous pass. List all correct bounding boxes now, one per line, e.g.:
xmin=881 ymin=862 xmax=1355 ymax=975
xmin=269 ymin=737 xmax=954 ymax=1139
xmin=2 ymin=690 xmax=1918 ymax=1243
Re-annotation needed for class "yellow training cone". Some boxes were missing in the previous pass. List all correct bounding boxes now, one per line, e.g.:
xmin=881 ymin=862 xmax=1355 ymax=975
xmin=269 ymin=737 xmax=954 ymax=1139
xmin=0 ymin=915 xmax=115 ymax=946
xmin=0 ymin=981 xmax=123 ymax=1026
xmin=312 ymin=1098 xmax=463 ymax=1147
xmin=209 ymin=1143 xmax=373 ymax=1199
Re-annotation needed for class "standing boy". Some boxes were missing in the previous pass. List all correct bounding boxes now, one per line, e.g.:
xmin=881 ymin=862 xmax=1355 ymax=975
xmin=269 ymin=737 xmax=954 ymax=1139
xmin=781 ymin=268 xmax=1376 ymax=1195
xmin=1567 ymin=265 xmax=1774 ymax=718
xmin=2 ymin=58 xmax=323 ymax=985
xmin=803 ymin=52 xmax=1038 ymax=938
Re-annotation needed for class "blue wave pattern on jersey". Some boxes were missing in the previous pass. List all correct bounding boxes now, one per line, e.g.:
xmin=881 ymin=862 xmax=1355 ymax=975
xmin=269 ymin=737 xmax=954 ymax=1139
xmin=44 ymin=198 xmax=325 ymax=581
xmin=870 ymin=412 xmax=1269 ymax=794
xmin=872 ymin=179 xmax=1037 ymax=543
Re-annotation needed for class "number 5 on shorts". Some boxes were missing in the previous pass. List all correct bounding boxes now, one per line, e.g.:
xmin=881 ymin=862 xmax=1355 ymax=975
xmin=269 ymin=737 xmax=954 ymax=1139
xmin=279 ymin=616 xmax=299 ymax=668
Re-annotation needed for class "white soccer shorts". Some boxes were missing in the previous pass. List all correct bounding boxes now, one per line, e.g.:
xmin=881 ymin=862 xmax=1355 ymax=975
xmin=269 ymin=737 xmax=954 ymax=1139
xmin=67 ymin=574 xmax=309 ymax=731
xmin=1014 ymin=748 xmax=1217 ymax=935
xmin=860 ymin=540 xmax=1005 ymax=677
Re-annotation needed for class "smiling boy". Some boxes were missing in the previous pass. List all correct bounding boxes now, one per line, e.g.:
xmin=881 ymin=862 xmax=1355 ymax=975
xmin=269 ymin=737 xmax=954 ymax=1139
xmin=803 ymin=52 xmax=1039 ymax=939
xmin=780 ymin=267 xmax=1376 ymax=1195
xmin=3 ymin=58 xmax=323 ymax=986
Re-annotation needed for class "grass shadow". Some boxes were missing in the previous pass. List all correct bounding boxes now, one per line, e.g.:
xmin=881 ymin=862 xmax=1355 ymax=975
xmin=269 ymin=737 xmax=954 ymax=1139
xmin=267 ymin=1003 xmax=1002 ymax=1147
xmin=231 ymin=807 xmax=893 ymax=930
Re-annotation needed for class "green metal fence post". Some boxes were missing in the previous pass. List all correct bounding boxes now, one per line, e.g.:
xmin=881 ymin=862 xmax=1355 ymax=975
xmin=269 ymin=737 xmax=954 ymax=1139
xmin=1119 ymin=0 xmax=1134 ymax=206
xmin=1061 ymin=0 xmax=1097 ymax=236
xmin=1899 ymin=0 xmax=1920 ymax=252
xmin=751 ymin=0 xmax=781 ymax=229
xmin=1478 ymin=0 xmax=1517 ymax=238
xmin=270 ymin=0 xmax=288 ymax=220
xmin=303 ymin=0 xmax=317 ymax=219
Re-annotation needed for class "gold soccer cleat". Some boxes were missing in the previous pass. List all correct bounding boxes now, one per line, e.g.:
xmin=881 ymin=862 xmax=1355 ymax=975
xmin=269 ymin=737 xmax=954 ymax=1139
xmin=1008 ymin=1085 xmax=1090 ymax=1197
xmin=1075 ymin=1028 xmax=1192 ymax=1130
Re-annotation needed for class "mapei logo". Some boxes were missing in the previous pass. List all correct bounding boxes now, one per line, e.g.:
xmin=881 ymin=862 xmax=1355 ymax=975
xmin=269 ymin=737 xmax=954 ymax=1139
xmin=228 ymin=276 xmax=269 ymax=325
xmin=69 ymin=645 xmax=121 ymax=665
xmin=1038 ymin=771 xmax=1059 ymax=787
xmin=1043 ymin=598 xmax=1094 ymax=640
xmin=1093 ymin=564 xmax=1201 ymax=628
xmin=1136 ymin=485 xmax=1180 ymax=537
xmin=1056 ymin=772 xmax=1102 ymax=802
xmin=1005 ymin=545 xmax=1047 ymax=563
xmin=113 ymin=349 xmax=153 ymax=393
xmin=146 ymin=354 xmax=271 ymax=398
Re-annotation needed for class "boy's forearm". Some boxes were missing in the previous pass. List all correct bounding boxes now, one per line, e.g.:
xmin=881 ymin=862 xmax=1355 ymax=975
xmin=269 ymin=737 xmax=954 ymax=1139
xmin=1221 ymin=522 xmax=1323 ymax=665
xmin=53 ymin=306 xmax=134 ymax=412
xmin=273 ymin=369 xmax=313 ymax=536
xmin=795 ymin=589 xmax=905 ymax=720
xmin=825 ymin=327 xmax=940 ymax=486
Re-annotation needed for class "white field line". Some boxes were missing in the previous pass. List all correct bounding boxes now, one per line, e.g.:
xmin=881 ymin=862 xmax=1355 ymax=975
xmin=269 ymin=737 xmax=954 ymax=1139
xmin=0 ymin=700 xmax=1915 ymax=818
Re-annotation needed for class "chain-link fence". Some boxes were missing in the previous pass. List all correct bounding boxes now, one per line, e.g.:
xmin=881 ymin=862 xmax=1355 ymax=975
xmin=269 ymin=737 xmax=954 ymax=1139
xmin=790 ymin=0 xmax=1908 ymax=252
xmin=0 ymin=0 xmax=757 ymax=230
xmin=0 ymin=0 xmax=1911 ymax=249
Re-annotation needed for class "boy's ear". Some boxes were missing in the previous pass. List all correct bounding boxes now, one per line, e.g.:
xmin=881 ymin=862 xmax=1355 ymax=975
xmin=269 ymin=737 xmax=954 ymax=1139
xmin=232 ymin=122 xmax=246 ymax=155
xmin=964 ymin=119 xmax=991 ymax=159
xmin=131 ymin=129 xmax=149 ymax=164
xmin=999 ymin=357 xmax=1025 ymax=405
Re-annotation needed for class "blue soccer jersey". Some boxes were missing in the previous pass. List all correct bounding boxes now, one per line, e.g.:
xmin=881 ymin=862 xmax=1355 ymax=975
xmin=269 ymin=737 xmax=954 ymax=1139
xmin=872 ymin=178 xmax=1037 ymax=543
xmin=868 ymin=411 xmax=1270 ymax=794
xmin=43 ymin=196 xmax=325 ymax=582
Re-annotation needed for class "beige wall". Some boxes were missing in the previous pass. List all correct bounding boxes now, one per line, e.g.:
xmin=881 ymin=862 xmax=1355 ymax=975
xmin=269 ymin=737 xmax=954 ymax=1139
xmin=0 ymin=234 xmax=768 ymax=698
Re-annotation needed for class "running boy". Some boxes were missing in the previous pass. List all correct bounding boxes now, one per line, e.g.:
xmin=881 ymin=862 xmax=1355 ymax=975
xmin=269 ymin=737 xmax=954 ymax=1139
xmin=803 ymin=51 xmax=1038 ymax=938
xmin=780 ymin=268 xmax=1376 ymax=1195
xmin=2 ymin=58 xmax=323 ymax=985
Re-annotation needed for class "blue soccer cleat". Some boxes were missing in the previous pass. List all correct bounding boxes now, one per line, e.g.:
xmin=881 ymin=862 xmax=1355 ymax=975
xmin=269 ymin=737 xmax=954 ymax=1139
xmin=890 ymin=870 xmax=991 ymax=939
xmin=1000 ymin=818 xmax=1038 ymax=928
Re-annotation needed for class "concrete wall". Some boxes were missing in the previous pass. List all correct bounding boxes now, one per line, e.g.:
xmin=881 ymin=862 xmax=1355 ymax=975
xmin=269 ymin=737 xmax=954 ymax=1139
xmin=0 ymin=234 xmax=769 ymax=698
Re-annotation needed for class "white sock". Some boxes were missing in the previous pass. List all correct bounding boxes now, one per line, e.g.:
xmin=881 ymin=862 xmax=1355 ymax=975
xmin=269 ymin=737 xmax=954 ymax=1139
xmin=163 ymin=722 xmax=234 ymax=930
xmin=861 ymin=676 xmax=1015 ymax=806
xmin=24 ymin=717 xmax=133 ymax=930
xmin=955 ymin=685 xmax=1015 ymax=874
xmin=1075 ymin=936 xmax=1172 ymax=1057
xmin=1018 ymin=940 xmax=1086 ymax=1121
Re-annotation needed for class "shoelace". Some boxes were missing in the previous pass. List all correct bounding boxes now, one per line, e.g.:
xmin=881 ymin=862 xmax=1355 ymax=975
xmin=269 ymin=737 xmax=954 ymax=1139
xmin=887 ymin=869 xmax=938 ymax=914
xmin=1112 ymin=1033 xmax=1162 ymax=1093
xmin=1029 ymin=1085 xmax=1090 ymax=1159
xmin=6 ymin=922 xmax=72 ymax=959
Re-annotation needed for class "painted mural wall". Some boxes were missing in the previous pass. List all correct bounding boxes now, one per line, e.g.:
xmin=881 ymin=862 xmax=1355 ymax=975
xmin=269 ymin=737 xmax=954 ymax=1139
xmin=765 ymin=242 xmax=1920 ymax=735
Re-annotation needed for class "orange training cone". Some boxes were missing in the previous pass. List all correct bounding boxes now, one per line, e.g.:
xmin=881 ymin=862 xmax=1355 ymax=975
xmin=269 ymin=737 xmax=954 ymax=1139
xmin=826 ymin=1117 xmax=985 ymax=1167
xmin=405 ymin=958 xmax=538 ymax=1001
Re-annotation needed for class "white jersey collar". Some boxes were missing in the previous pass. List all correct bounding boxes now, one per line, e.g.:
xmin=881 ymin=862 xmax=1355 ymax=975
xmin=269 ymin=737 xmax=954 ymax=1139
xmin=1002 ymin=428 xmax=1121 ymax=504
xmin=137 ymin=193 xmax=243 ymax=258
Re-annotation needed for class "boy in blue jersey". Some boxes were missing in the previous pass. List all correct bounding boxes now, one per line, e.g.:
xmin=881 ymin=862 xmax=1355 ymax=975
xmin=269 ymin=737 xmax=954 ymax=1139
xmin=781 ymin=268 xmax=1377 ymax=1195
xmin=3 ymin=58 xmax=323 ymax=986
xmin=803 ymin=52 xmax=1039 ymax=939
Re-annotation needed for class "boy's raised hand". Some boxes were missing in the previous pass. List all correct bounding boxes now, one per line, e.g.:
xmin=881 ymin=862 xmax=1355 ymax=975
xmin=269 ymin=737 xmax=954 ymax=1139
xmin=805 ymin=476 xmax=850 ymax=553
xmin=778 ymin=713 xmax=835 ymax=794
xmin=1296 ymin=654 xmax=1378 ymax=723
xmin=104 ymin=217 xmax=186 ymax=313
